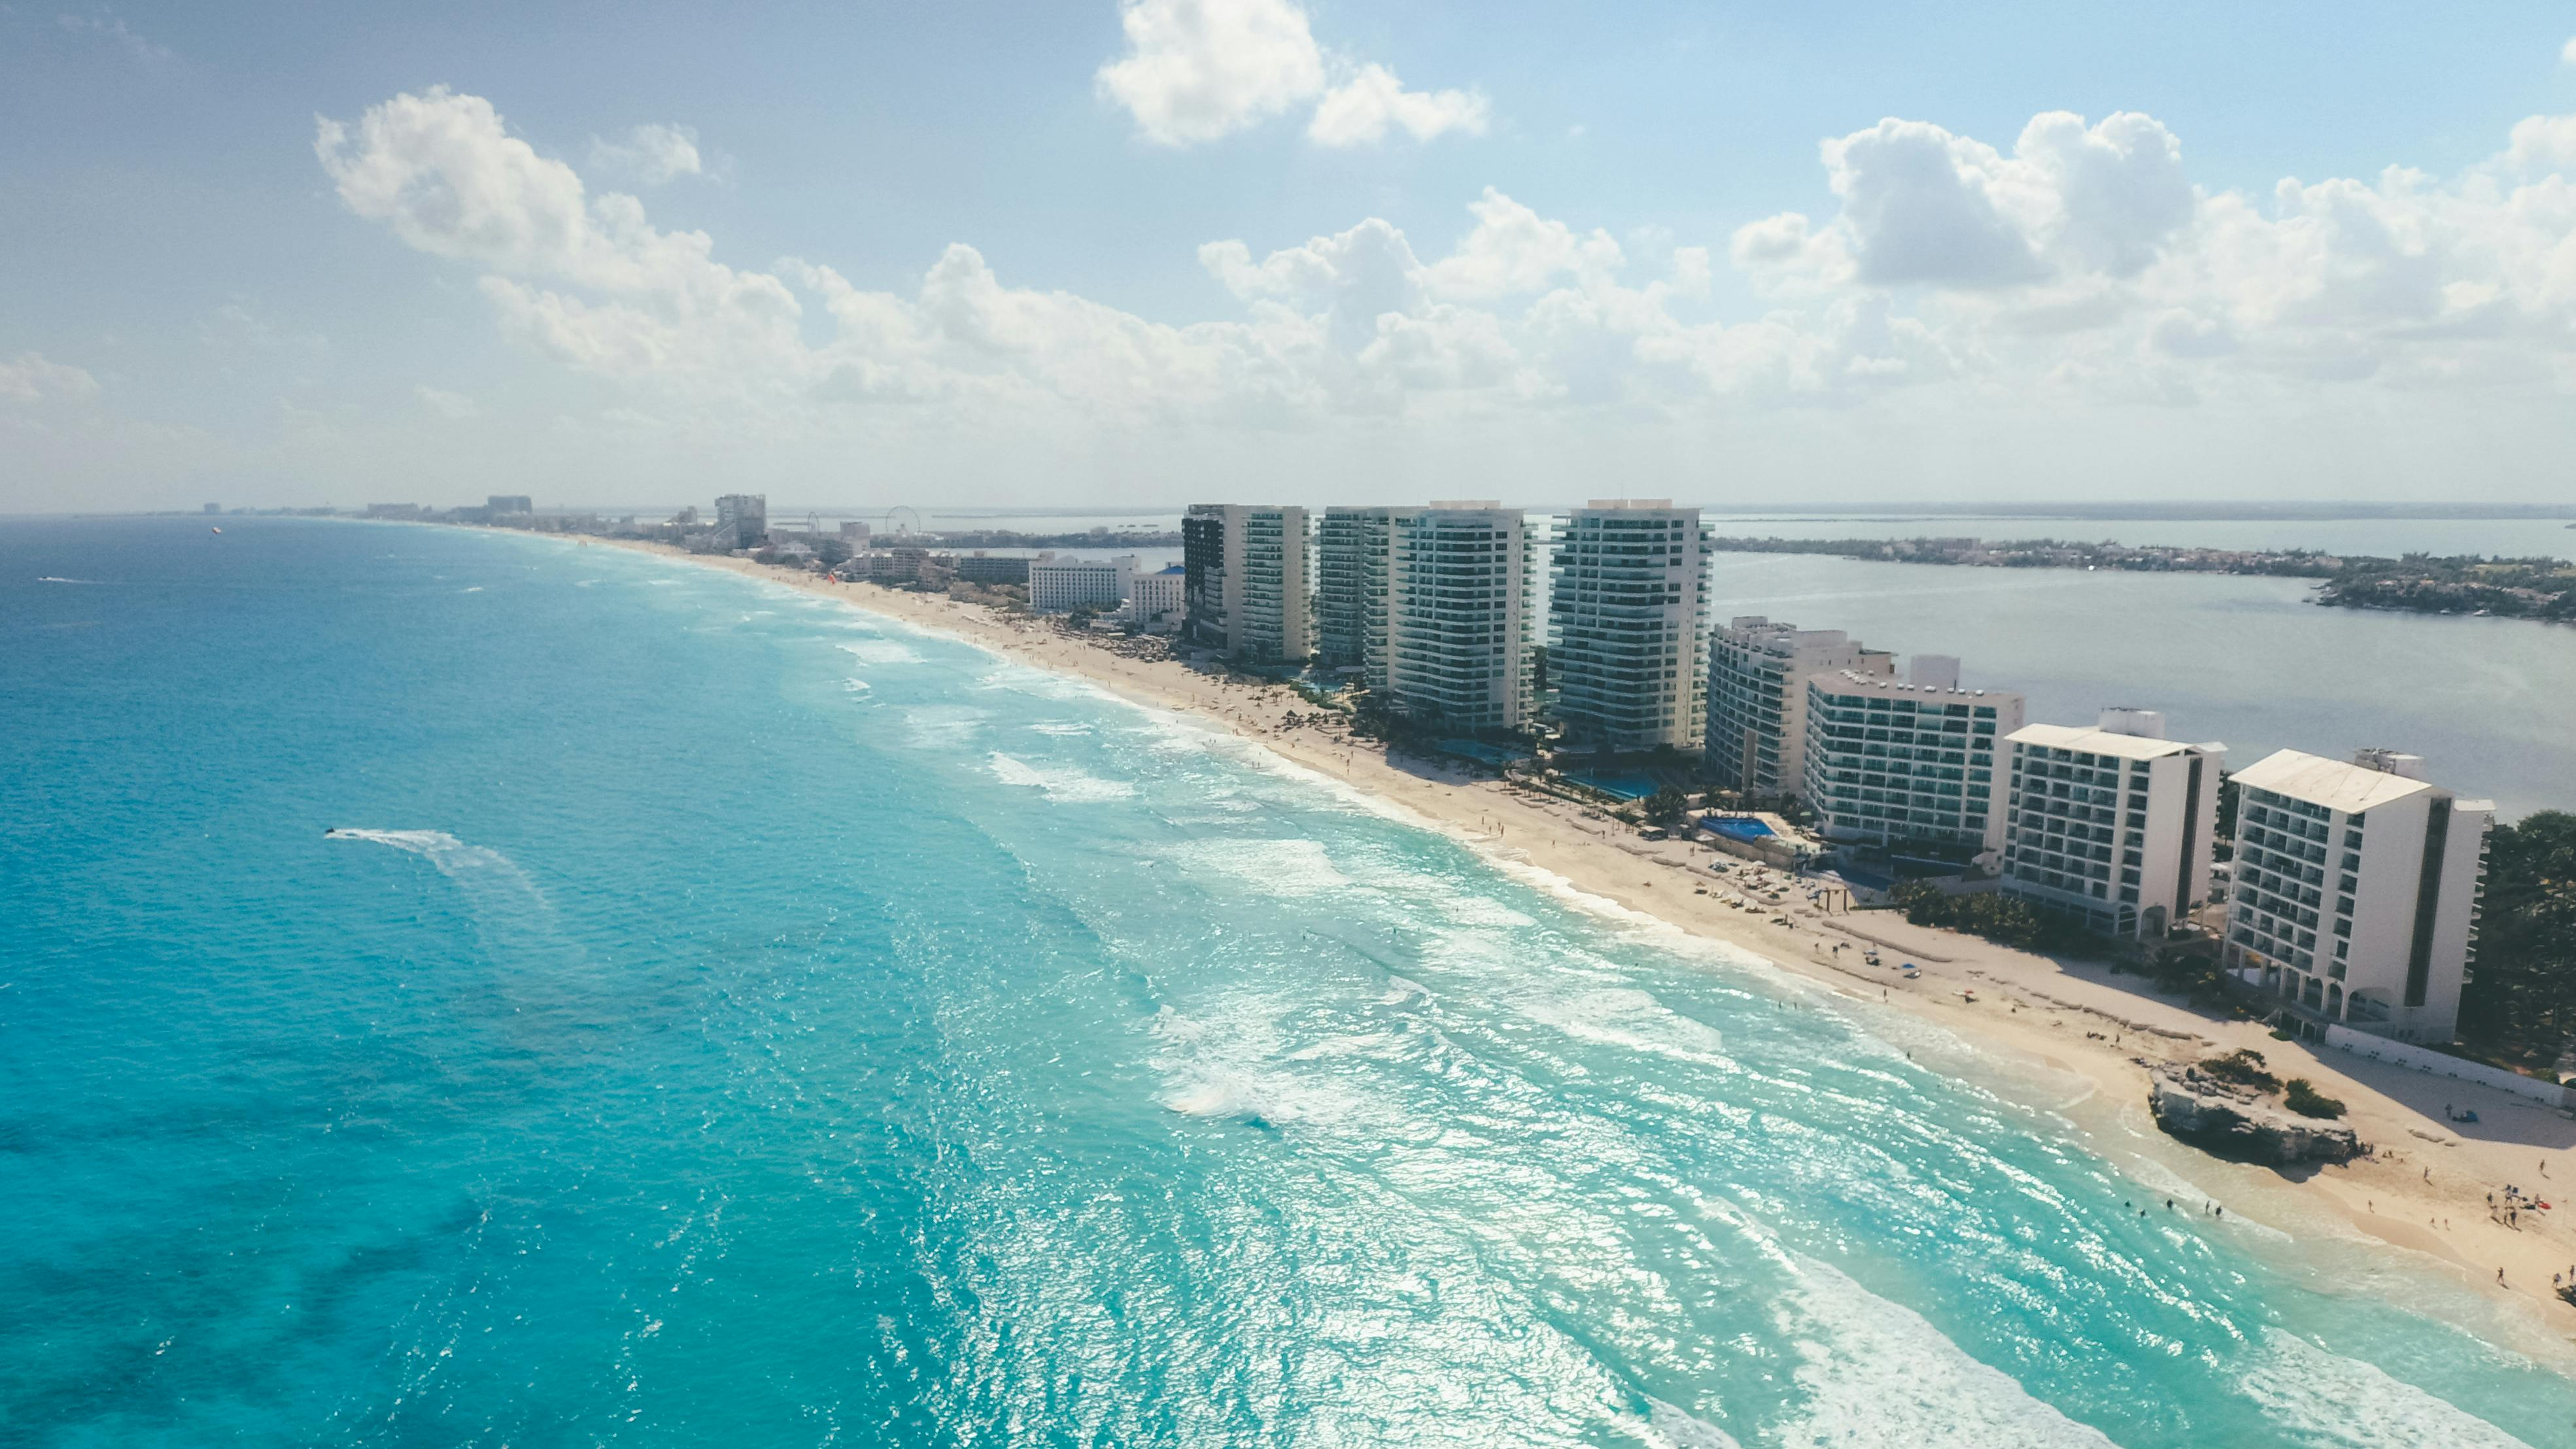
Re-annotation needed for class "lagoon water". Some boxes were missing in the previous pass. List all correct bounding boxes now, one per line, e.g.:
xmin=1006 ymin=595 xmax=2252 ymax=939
xmin=6 ymin=517 xmax=2575 ymax=1446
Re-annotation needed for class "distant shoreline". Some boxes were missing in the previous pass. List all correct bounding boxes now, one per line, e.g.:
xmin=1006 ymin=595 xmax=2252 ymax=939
xmin=1711 ymin=535 xmax=2576 ymax=625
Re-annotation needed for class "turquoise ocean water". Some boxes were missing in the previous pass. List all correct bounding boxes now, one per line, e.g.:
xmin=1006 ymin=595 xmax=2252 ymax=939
xmin=5 ymin=517 xmax=2573 ymax=1446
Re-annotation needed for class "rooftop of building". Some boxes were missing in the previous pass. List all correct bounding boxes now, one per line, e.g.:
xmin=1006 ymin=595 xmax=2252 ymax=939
xmin=2006 ymin=722 xmax=2223 ymax=762
xmin=1815 ymin=668 xmax=2016 ymax=701
xmin=2231 ymin=747 xmax=2438 ymax=813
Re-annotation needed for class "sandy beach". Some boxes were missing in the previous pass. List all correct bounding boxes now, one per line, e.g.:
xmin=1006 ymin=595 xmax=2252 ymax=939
xmin=601 ymin=537 xmax=2576 ymax=1359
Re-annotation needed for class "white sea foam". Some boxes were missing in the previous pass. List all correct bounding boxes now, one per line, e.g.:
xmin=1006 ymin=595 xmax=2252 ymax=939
xmin=36 ymin=576 xmax=107 ymax=584
xmin=1630 ymin=1398 xmax=1744 ymax=1449
xmin=1771 ymin=1254 xmax=2121 ymax=1448
xmin=842 ymin=678 xmax=872 ymax=695
xmin=1521 ymin=987 xmax=1740 ymax=1072
xmin=461 ymin=586 xmax=484 ymax=593
xmin=1149 ymin=1000 xmax=1384 ymax=1134
xmin=2236 ymin=1327 xmax=2533 ymax=1447
xmin=1192 ymin=838 xmax=1352 ymax=897
xmin=839 ymin=640 xmax=923 ymax=666
xmin=986 ymin=753 xmax=1136 ymax=803
xmin=1029 ymin=721 xmax=1094 ymax=737
xmin=901 ymin=706 xmax=987 ymax=747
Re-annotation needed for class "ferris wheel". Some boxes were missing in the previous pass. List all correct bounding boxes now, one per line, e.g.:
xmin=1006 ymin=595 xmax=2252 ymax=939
xmin=884 ymin=506 xmax=924 ymax=537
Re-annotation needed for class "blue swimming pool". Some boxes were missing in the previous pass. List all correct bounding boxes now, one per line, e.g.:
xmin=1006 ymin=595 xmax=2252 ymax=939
xmin=1701 ymin=816 xmax=1775 ymax=842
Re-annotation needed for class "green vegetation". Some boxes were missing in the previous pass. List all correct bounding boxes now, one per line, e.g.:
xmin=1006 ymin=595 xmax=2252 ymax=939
xmin=2318 ymin=555 xmax=2576 ymax=622
xmin=1889 ymin=881 xmax=2089 ymax=954
xmin=1643 ymin=785 xmax=1694 ymax=830
xmin=2282 ymin=1078 xmax=2346 ymax=1119
xmin=2197 ymin=1049 xmax=2280 ymax=1093
xmin=2456 ymin=811 xmax=2576 ymax=1066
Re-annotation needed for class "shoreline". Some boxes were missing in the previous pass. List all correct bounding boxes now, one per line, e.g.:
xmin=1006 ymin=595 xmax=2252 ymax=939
xmin=589 ymin=534 xmax=2576 ymax=1365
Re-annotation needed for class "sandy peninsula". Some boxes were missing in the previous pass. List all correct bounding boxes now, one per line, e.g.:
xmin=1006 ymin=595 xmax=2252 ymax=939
xmin=596 ymin=537 xmax=2576 ymax=1361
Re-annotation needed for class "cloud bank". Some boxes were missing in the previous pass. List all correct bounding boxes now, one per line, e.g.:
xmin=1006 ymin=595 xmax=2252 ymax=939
xmin=313 ymin=87 xmax=2576 ymax=477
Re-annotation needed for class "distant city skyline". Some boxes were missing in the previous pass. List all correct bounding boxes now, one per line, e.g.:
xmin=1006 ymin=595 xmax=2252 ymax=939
xmin=9 ymin=3 xmax=2576 ymax=513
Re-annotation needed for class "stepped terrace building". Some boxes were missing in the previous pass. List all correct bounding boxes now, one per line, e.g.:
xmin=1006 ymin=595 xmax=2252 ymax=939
xmin=1804 ymin=660 xmax=2023 ymax=868
xmin=1384 ymin=503 xmax=1538 ymax=734
xmin=1183 ymin=504 xmax=1313 ymax=662
xmin=1316 ymin=506 xmax=1413 ymax=689
xmin=2000 ymin=710 xmax=2224 ymax=938
xmin=1704 ymin=617 xmax=1891 ymax=803
xmin=1547 ymin=500 xmax=1711 ymax=752
xmin=2225 ymin=748 xmax=2491 ymax=1044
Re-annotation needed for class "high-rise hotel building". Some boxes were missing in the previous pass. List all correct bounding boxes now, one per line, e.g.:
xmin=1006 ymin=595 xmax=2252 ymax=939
xmin=1704 ymin=617 xmax=1891 ymax=803
xmin=1547 ymin=500 xmax=1711 ymax=753
xmin=1386 ymin=503 xmax=1537 ymax=734
xmin=1999 ymin=709 xmax=2223 ymax=937
xmin=2224 ymin=748 xmax=2491 ymax=1044
xmin=1182 ymin=504 xmax=1313 ymax=662
xmin=1316 ymin=506 xmax=1411 ymax=689
xmin=1804 ymin=658 xmax=2023 ymax=868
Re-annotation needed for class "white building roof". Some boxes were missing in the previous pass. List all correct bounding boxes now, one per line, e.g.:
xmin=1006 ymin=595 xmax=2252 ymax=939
xmin=2231 ymin=748 xmax=2435 ymax=813
xmin=2006 ymin=723 xmax=2221 ymax=762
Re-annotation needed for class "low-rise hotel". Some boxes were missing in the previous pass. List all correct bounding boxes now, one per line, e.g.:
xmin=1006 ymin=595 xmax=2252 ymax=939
xmin=1705 ymin=617 xmax=1891 ymax=803
xmin=2224 ymin=748 xmax=2491 ymax=1044
xmin=2000 ymin=710 xmax=2224 ymax=936
xmin=1029 ymin=555 xmax=1136 ymax=614
xmin=1803 ymin=659 xmax=2023 ymax=868
xmin=1125 ymin=564 xmax=1186 ymax=633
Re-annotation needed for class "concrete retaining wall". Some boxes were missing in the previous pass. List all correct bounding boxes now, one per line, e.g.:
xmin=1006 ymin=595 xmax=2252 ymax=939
xmin=2322 ymin=1025 xmax=2573 ymax=1109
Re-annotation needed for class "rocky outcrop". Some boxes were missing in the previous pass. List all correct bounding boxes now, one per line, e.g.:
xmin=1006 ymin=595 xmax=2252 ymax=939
xmin=2149 ymin=1065 xmax=2367 ymax=1165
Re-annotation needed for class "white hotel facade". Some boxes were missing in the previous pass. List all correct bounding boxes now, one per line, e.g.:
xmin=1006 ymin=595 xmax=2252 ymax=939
xmin=1803 ymin=660 xmax=2023 ymax=868
xmin=1547 ymin=501 xmax=1711 ymax=753
xmin=1704 ymin=617 xmax=1890 ymax=803
xmin=1999 ymin=710 xmax=2224 ymax=938
xmin=1027 ymin=555 xmax=1135 ymax=613
xmin=2224 ymin=748 xmax=2491 ymax=1044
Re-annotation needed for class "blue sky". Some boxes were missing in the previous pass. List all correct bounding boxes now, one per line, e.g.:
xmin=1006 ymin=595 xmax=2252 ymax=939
xmin=7 ymin=1 xmax=2576 ymax=513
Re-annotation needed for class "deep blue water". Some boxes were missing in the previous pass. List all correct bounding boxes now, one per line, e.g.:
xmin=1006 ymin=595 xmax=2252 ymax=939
xmin=4 ymin=517 xmax=2572 ymax=1447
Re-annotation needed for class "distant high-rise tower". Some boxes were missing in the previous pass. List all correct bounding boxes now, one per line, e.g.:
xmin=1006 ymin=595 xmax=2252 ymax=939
xmin=715 ymin=494 xmax=767 ymax=549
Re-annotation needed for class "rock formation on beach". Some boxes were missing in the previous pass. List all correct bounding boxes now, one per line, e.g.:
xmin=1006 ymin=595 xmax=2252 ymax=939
xmin=2150 ymin=1063 xmax=2368 ymax=1165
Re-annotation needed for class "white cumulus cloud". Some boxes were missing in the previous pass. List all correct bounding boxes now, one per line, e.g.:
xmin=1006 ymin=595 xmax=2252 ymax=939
xmin=320 ymin=85 xmax=2576 ymax=473
xmin=1308 ymin=63 xmax=1488 ymax=147
xmin=589 ymin=122 xmax=706 ymax=184
xmin=1097 ymin=0 xmax=1485 ymax=148
xmin=0 ymin=352 xmax=102 ymax=404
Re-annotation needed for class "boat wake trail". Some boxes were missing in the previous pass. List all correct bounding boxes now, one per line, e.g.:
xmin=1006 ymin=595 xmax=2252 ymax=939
xmin=326 ymin=829 xmax=562 ymax=951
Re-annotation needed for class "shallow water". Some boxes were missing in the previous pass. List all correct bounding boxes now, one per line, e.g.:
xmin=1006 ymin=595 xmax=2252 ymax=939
xmin=4 ymin=517 xmax=2571 ymax=1446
